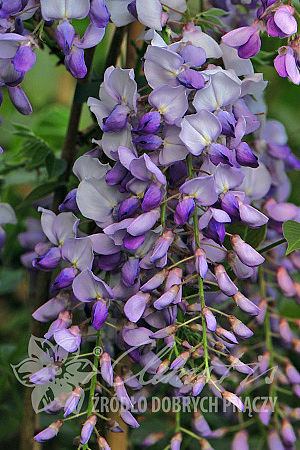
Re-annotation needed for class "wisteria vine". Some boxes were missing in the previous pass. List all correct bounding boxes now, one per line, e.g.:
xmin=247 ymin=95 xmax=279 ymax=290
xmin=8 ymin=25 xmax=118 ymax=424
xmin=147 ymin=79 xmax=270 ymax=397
xmin=1 ymin=0 xmax=300 ymax=449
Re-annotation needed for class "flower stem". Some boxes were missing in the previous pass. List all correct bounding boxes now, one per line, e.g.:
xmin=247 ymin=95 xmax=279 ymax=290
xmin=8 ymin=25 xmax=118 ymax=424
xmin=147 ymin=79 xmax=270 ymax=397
xmin=187 ymin=154 xmax=210 ymax=381
xmin=259 ymin=238 xmax=286 ymax=254
xmin=82 ymin=330 xmax=102 ymax=450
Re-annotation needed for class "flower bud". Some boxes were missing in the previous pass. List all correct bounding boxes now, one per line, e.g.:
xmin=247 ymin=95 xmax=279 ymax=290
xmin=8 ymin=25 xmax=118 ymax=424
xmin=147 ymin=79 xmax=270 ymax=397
xmin=215 ymin=265 xmax=238 ymax=296
xmin=92 ymin=299 xmax=108 ymax=331
xmin=97 ymin=435 xmax=111 ymax=449
xmin=151 ymin=230 xmax=174 ymax=263
xmin=216 ymin=325 xmax=238 ymax=344
xmin=156 ymin=359 xmax=170 ymax=374
xmin=199 ymin=438 xmax=214 ymax=449
xmin=222 ymin=390 xmax=244 ymax=411
xmin=281 ymin=418 xmax=296 ymax=445
xmin=227 ymin=251 xmax=254 ymax=279
xmin=192 ymin=375 xmax=206 ymax=396
xmin=64 ymin=386 xmax=83 ymax=417
xmin=231 ymin=235 xmax=264 ymax=267
xmin=292 ymin=338 xmax=300 ymax=353
xmin=34 ymin=420 xmax=63 ymax=442
xmin=142 ymin=431 xmax=165 ymax=446
xmin=256 ymin=298 xmax=267 ymax=324
xmin=80 ymin=414 xmax=97 ymax=444
xmin=54 ymin=325 xmax=82 ymax=352
xmin=227 ymin=355 xmax=253 ymax=375
xmin=259 ymin=350 xmax=270 ymax=374
xmin=258 ymin=402 xmax=272 ymax=425
xmin=100 ymin=352 xmax=113 ymax=386
xmin=171 ymin=432 xmax=182 ymax=450
xmin=170 ymin=351 xmax=190 ymax=370
xmin=141 ymin=269 xmax=168 ymax=292
xmin=232 ymin=430 xmax=249 ymax=450
xmin=202 ymin=307 xmax=217 ymax=332
xmin=277 ymin=267 xmax=296 ymax=297
xmin=279 ymin=318 xmax=293 ymax=342
xmin=152 ymin=325 xmax=178 ymax=339
xmin=120 ymin=410 xmax=139 ymax=428
xmin=233 ymin=292 xmax=260 ymax=316
xmin=267 ymin=430 xmax=285 ymax=450
xmin=285 ymin=362 xmax=300 ymax=383
xmin=195 ymin=248 xmax=208 ymax=279
xmin=228 ymin=316 xmax=253 ymax=339
xmin=107 ymin=418 xmax=124 ymax=433
xmin=153 ymin=285 xmax=180 ymax=310
xmin=193 ymin=411 xmax=211 ymax=437
xmin=114 ymin=375 xmax=133 ymax=410
xmin=30 ymin=363 xmax=60 ymax=385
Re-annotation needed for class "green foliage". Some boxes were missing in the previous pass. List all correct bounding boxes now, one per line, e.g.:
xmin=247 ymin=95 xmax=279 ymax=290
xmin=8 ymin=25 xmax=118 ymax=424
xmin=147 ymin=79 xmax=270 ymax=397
xmin=224 ymin=223 xmax=267 ymax=249
xmin=13 ymin=123 xmax=53 ymax=170
xmin=195 ymin=8 xmax=227 ymax=29
xmin=283 ymin=220 xmax=300 ymax=255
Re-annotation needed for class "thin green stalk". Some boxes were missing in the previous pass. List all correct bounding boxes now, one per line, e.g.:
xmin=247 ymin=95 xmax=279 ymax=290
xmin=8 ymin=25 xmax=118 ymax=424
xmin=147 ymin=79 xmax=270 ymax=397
xmin=82 ymin=330 xmax=102 ymax=450
xmin=259 ymin=266 xmax=278 ymax=425
xmin=175 ymin=410 xmax=181 ymax=432
xmin=187 ymin=154 xmax=210 ymax=381
xmin=259 ymin=238 xmax=286 ymax=254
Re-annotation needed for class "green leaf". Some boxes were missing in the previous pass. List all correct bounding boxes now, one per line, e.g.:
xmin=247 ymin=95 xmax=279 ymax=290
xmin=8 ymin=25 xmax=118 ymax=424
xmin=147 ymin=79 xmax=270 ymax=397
xmin=201 ymin=7 xmax=227 ymax=16
xmin=45 ymin=153 xmax=67 ymax=179
xmin=283 ymin=220 xmax=300 ymax=255
xmin=12 ymin=123 xmax=54 ymax=171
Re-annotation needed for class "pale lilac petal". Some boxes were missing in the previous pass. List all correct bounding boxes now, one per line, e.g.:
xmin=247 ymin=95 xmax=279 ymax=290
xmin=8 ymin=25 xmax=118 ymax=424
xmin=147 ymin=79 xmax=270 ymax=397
xmin=72 ymin=269 xmax=113 ymax=302
xmin=193 ymin=71 xmax=241 ymax=112
xmin=136 ymin=0 xmax=162 ymax=30
xmin=179 ymin=111 xmax=222 ymax=156
xmin=180 ymin=175 xmax=218 ymax=206
xmin=149 ymin=85 xmax=188 ymax=125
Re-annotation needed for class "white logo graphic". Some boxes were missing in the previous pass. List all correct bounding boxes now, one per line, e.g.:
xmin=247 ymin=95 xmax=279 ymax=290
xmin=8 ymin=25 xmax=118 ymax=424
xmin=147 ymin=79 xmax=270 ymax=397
xmin=11 ymin=336 xmax=97 ymax=413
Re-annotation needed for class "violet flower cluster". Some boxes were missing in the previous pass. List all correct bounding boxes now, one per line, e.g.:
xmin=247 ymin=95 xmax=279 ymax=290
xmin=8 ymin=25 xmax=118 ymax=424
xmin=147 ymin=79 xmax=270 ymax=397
xmin=222 ymin=0 xmax=300 ymax=84
xmin=23 ymin=14 xmax=300 ymax=450
xmin=0 ymin=0 xmax=299 ymax=119
xmin=0 ymin=0 xmax=188 ymax=116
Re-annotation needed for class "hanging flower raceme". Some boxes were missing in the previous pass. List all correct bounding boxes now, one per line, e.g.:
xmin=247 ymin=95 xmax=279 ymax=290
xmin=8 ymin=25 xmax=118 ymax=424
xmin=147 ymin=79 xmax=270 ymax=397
xmin=22 ymin=4 xmax=300 ymax=449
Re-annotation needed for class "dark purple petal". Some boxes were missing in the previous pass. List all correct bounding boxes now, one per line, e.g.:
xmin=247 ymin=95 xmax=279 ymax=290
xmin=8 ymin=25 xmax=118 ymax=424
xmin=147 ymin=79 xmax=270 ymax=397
xmin=92 ymin=300 xmax=108 ymax=330
xmin=55 ymin=20 xmax=75 ymax=54
xmin=177 ymin=69 xmax=205 ymax=89
xmin=235 ymin=142 xmax=258 ymax=168
xmin=103 ymin=104 xmax=128 ymax=133
xmin=174 ymin=198 xmax=195 ymax=225
xmin=13 ymin=45 xmax=36 ymax=72
xmin=7 ymin=86 xmax=32 ymax=115
xmin=133 ymin=134 xmax=162 ymax=150
xmin=65 ymin=46 xmax=87 ymax=78
xmin=32 ymin=247 xmax=61 ymax=271
xmin=142 ymin=183 xmax=162 ymax=212
xmin=135 ymin=111 xmax=161 ymax=134
xmin=89 ymin=0 xmax=110 ymax=28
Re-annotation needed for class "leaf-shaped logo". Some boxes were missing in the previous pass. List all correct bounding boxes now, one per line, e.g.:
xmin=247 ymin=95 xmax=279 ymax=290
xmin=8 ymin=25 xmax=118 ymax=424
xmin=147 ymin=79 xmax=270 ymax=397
xmin=11 ymin=335 xmax=95 ymax=413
